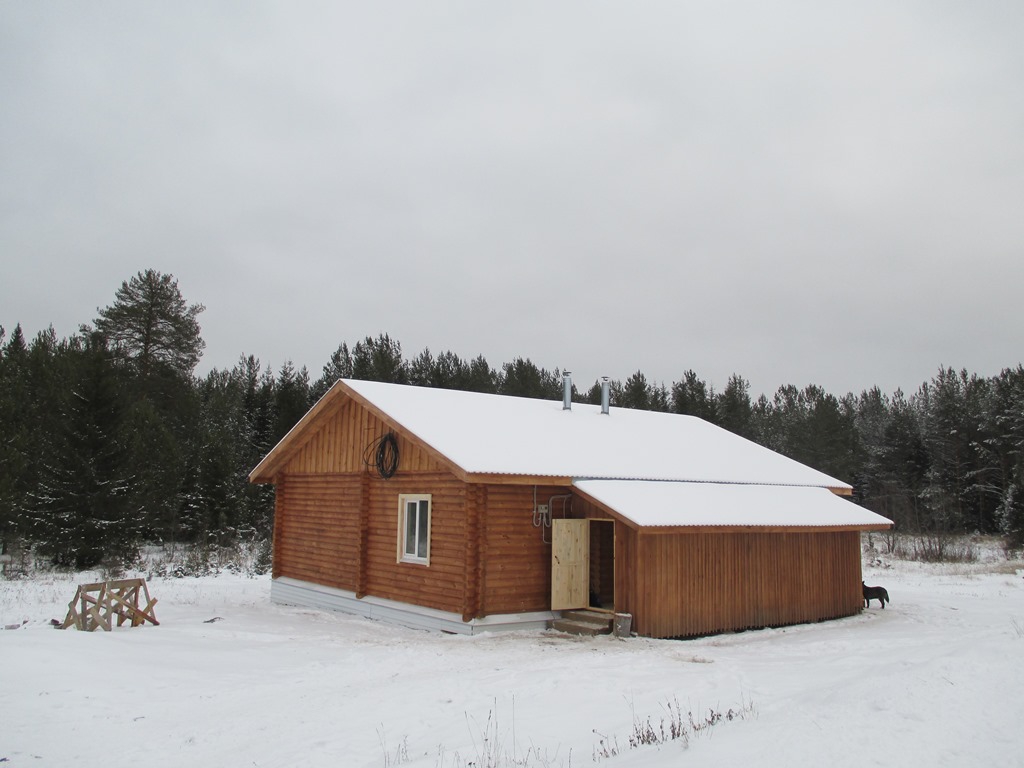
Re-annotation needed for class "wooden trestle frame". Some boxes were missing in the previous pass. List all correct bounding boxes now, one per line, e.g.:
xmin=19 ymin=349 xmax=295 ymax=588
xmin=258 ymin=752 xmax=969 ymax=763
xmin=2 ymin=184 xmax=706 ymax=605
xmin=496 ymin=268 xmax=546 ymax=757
xmin=60 ymin=578 xmax=159 ymax=631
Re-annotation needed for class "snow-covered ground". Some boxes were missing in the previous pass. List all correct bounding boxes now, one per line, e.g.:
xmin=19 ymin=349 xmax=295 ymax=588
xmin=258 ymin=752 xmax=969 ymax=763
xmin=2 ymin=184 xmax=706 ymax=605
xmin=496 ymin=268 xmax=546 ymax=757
xmin=2 ymin=544 xmax=1022 ymax=768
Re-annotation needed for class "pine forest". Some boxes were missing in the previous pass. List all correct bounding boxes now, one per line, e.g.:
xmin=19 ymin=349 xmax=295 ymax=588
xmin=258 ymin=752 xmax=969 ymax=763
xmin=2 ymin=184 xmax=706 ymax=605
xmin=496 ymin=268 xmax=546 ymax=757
xmin=2 ymin=269 xmax=1023 ymax=570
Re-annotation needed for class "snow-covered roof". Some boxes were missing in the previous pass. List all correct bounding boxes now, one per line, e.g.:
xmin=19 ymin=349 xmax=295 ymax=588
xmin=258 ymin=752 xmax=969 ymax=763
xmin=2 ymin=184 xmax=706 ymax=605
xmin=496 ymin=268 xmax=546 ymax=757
xmin=574 ymin=480 xmax=891 ymax=528
xmin=251 ymin=380 xmax=894 ymax=530
xmin=342 ymin=379 xmax=852 ymax=490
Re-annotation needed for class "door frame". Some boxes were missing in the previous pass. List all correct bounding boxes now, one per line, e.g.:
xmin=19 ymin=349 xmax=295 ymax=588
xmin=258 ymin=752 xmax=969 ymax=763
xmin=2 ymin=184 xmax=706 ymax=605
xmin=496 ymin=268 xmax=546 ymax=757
xmin=551 ymin=518 xmax=615 ymax=611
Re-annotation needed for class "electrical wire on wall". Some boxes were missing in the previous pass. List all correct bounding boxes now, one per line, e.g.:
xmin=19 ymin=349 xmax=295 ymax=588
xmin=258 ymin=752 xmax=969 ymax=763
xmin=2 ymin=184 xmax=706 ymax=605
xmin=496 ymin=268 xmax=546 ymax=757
xmin=531 ymin=486 xmax=548 ymax=530
xmin=531 ymin=487 xmax=573 ymax=544
xmin=364 ymin=432 xmax=400 ymax=479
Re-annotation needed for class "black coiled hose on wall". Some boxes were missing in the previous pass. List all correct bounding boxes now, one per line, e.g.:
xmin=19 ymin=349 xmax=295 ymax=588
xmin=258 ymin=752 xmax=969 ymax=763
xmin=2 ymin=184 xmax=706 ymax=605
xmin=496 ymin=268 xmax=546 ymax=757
xmin=365 ymin=431 xmax=400 ymax=479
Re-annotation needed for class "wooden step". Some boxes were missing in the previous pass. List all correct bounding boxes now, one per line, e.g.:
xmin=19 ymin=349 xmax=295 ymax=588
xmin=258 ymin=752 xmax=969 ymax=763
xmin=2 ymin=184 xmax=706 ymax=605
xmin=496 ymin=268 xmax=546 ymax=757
xmin=552 ymin=609 xmax=614 ymax=636
xmin=563 ymin=609 xmax=614 ymax=624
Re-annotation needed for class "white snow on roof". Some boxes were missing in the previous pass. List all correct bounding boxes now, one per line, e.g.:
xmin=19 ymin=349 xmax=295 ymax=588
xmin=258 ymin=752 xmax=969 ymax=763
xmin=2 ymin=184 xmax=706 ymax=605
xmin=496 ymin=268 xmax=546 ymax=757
xmin=343 ymin=379 xmax=852 ymax=489
xmin=574 ymin=480 xmax=891 ymax=528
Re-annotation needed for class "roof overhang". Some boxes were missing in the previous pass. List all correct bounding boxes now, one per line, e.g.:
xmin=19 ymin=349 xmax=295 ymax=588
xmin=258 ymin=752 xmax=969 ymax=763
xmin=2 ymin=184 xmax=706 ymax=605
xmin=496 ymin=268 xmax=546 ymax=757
xmin=572 ymin=479 xmax=893 ymax=533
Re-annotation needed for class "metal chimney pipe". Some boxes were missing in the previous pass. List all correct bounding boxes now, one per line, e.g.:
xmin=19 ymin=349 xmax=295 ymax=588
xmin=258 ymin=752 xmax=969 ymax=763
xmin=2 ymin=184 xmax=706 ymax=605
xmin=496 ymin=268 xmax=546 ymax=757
xmin=601 ymin=376 xmax=610 ymax=415
xmin=562 ymin=371 xmax=572 ymax=410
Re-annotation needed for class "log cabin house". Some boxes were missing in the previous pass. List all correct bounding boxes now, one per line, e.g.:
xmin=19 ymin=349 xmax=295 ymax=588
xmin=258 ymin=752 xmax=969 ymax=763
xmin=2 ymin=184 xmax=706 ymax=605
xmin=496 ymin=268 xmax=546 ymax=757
xmin=249 ymin=377 xmax=892 ymax=638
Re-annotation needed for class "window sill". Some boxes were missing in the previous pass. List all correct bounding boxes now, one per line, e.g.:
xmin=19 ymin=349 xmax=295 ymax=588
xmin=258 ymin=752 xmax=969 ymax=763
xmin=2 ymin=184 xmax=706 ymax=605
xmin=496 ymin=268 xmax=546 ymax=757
xmin=400 ymin=557 xmax=429 ymax=566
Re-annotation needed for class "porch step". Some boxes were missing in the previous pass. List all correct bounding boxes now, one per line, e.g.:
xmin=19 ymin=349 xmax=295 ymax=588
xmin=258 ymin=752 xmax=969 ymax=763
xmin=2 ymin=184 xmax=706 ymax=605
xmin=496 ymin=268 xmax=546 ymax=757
xmin=552 ymin=609 xmax=614 ymax=636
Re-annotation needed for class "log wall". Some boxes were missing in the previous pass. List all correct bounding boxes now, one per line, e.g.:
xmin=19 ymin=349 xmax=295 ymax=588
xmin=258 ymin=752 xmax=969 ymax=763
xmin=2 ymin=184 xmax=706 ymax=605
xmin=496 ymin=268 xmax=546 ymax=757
xmin=363 ymin=471 xmax=467 ymax=613
xmin=272 ymin=474 xmax=362 ymax=591
xmin=273 ymin=470 xmax=470 ymax=614
xmin=270 ymin=394 xmax=568 ymax=621
xmin=272 ymin=473 xmax=562 ymax=620
xmin=479 ymin=484 xmax=562 ymax=615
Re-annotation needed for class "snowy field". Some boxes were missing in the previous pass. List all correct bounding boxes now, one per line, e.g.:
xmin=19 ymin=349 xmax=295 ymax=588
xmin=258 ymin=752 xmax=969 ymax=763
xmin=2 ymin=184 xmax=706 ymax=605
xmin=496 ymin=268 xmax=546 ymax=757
xmin=2 ymin=543 xmax=1023 ymax=768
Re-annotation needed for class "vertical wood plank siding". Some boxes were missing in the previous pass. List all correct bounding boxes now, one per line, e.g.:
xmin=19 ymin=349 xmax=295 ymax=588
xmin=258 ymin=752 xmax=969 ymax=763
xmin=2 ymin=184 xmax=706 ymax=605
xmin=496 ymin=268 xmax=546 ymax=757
xmin=630 ymin=530 xmax=863 ymax=638
xmin=282 ymin=398 xmax=448 ymax=475
xmin=614 ymin=523 xmax=638 ymax=619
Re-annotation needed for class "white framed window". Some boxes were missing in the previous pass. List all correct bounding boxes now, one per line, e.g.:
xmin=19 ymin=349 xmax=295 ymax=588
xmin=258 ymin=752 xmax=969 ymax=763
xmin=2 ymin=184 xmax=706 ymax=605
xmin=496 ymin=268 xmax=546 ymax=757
xmin=398 ymin=494 xmax=431 ymax=565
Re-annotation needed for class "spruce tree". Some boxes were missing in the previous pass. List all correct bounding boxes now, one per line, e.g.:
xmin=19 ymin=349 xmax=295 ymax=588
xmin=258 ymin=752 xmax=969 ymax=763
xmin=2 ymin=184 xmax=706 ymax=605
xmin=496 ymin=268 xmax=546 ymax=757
xmin=878 ymin=389 xmax=930 ymax=530
xmin=433 ymin=350 xmax=470 ymax=389
xmin=988 ymin=367 xmax=1024 ymax=545
xmin=499 ymin=358 xmax=561 ymax=399
xmin=311 ymin=343 xmax=354 ymax=400
xmin=918 ymin=368 xmax=995 ymax=532
xmin=620 ymin=371 xmax=652 ymax=410
xmin=800 ymin=385 xmax=859 ymax=483
xmin=182 ymin=369 xmax=250 ymax=543
xmin=272 ymin=361 xmax=311 ymax=444
xmin=407 ymin=348 xmax=436 ymax=387
xmin=0 ymin=326 xmax=30 ymax=550
xmin=670 ymin=370 xmax=716 ymax=421
xmin=351 ymin=334 xmax=406 ymax=383
xmin=465 ymin=355 xmax=499 ymax=393
xmin=31 ymin=334 xmax=137 ymax=568
xmin=120 ymin=396 xmax=184 ymax=542
xmin=716 ymin=374 xmax=754 ymax=439
xmin=0 ymin=326 xmax=64 ymax=554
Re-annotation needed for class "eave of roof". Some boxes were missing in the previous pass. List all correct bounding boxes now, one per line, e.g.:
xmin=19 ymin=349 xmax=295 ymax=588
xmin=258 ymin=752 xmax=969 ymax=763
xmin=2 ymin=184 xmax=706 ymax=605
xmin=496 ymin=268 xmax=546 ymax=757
xmin=573 ymin=480 xmax=893 ymax=531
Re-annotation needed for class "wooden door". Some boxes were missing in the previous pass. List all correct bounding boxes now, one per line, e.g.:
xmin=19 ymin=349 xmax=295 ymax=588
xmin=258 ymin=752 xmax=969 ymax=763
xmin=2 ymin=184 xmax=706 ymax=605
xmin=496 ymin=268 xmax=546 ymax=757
xmin=551 ymin=519 xmax=589 ymax=610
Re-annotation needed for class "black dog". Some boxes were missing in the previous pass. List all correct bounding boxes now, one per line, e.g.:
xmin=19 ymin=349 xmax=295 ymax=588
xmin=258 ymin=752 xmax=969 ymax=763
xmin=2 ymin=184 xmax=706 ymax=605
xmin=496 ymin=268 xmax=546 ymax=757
xmin=862 ymin=581 xmax=889 ymax=609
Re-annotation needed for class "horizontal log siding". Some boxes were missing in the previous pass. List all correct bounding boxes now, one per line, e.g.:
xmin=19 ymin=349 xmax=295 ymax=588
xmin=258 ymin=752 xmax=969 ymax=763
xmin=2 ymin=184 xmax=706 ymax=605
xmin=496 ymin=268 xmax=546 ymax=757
xmin=273 ymin=474 xmax=362 ymax=591
xmin=272 ymin=469 xmax=470 ymax=614
xmin=363 ymin=472 xmax=467 ymax=614
xmin=283 ymin=398 xmax=447 ymax=476
xmin=480 ymin=485 xmax=562 ymax=615
xmin=271 ymin=476 xmax=286 ymax=578
xmin=632 ymin=530 xmax=863 ymax=638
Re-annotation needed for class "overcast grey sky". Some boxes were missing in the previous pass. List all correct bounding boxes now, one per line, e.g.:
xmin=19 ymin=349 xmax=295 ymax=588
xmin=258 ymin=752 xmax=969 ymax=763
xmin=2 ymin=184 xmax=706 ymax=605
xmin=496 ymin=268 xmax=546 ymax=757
xmin=2 ymin=2 xmax=1022 ymax=399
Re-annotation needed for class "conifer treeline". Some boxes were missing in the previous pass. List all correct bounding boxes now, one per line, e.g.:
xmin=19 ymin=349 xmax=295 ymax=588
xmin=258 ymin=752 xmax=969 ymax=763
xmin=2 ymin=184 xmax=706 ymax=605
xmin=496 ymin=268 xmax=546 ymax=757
xmin=319 ymin=339 xmax=1024 ymax=543
xmin=1 ymin=270 xmax=1022 ymax=568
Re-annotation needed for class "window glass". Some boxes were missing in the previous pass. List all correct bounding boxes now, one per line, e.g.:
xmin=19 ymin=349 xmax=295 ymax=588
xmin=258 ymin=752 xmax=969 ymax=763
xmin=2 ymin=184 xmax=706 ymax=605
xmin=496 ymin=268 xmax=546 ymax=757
xmin=405 ymin=500 xmax=418 ymax=557
xmin=416 ymin=500 xmax=429 ymax=559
